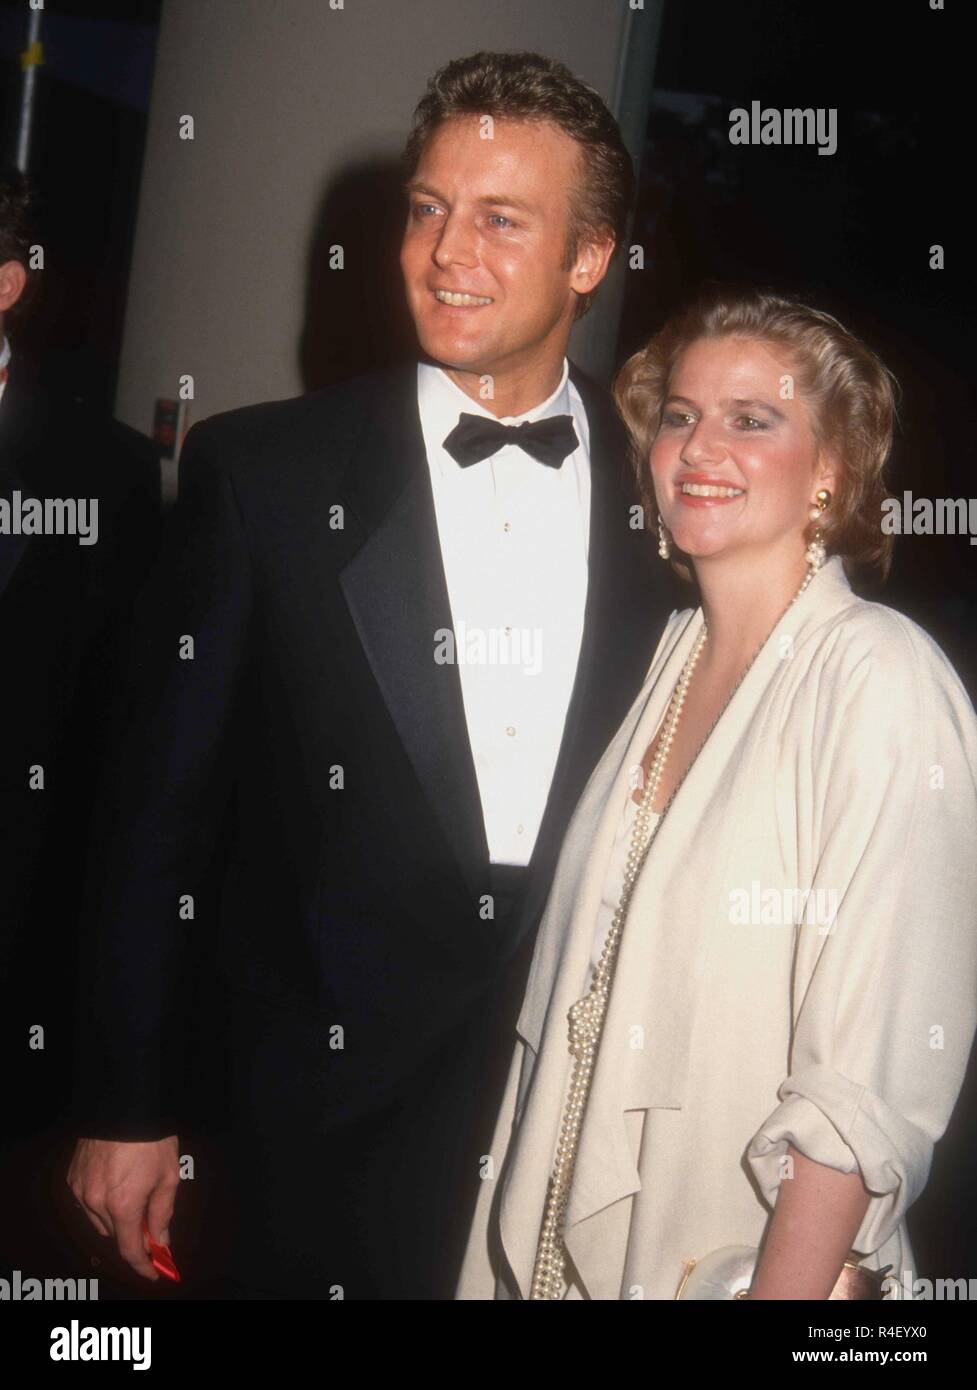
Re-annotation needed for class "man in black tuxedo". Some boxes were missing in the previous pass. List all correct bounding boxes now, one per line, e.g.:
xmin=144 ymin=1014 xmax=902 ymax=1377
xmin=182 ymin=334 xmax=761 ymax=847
xmin=68 ymin=51 xmax=675 ymax=1298
xmin=0 ymin=171 xmax=160 ymax=1270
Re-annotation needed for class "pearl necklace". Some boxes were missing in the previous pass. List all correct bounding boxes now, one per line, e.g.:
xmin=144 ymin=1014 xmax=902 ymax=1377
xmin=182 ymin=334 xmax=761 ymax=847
xmin=529 ymin=560 xmax=819 ymax=1300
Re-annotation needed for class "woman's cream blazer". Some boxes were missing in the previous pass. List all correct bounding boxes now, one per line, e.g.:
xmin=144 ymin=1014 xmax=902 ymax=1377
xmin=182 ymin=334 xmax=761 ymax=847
xmin=456 ymin=556 xmax=977 ymax=1300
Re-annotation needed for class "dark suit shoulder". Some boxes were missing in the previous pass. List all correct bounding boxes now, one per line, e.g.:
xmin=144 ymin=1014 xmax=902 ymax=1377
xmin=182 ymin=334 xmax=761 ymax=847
xmin=566 ymin=355 xmax=605 ymax=398
xmin=567 ymin=356 xmax=627 ymax=439
xmin=184 ymin=365 xmax=408 ymax=484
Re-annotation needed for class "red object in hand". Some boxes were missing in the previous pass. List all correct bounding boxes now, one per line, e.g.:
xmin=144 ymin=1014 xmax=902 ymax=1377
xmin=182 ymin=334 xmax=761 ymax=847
xmin=143 ymin=1220 xmax=181 ymax=1282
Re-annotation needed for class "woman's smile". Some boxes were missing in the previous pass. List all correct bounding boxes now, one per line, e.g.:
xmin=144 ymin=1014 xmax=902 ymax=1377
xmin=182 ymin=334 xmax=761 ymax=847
xmin=675 ymin=475 xmax=747 ymax=507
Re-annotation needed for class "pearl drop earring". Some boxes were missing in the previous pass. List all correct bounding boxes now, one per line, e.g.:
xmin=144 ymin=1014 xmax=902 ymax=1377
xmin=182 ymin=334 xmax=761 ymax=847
xmin=806 ymin=487 xmax=831 ymax=570
xmin=658 ymin=515 xmax=671 ymax=560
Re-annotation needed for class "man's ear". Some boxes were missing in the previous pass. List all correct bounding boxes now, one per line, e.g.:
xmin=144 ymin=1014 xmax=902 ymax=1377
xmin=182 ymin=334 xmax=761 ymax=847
xmin=569 ymin=233 xmax=616 ymax=299
xmin=0 ymin=259 xmax=27 ymax=314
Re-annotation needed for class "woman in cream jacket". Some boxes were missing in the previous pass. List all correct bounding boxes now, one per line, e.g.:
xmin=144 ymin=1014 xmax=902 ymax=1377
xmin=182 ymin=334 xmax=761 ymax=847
xmin=456 ymin=285 xmax=977 ymax=1301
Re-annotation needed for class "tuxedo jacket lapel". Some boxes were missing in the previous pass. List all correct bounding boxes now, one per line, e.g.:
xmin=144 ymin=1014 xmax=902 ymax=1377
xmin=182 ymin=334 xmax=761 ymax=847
xmin=338 ymin=362 xmax=489 ymax=904
xmin=337 ymin=357 xmax=668 ymax=924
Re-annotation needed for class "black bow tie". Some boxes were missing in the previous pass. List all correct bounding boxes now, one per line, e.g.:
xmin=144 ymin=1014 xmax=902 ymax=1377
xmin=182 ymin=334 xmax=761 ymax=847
xmin=442 ymin=412 xmax=578 ymax=469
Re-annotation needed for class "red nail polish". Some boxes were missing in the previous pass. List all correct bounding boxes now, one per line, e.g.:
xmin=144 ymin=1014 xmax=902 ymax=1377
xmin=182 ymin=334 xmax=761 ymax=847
xmin=142 ymin=1218 xmax=181 ymax=1282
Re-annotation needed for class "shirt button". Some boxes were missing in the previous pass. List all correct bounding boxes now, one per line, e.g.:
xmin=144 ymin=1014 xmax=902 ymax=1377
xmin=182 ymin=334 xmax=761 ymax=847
xmin=506 ymin=726 xmax=516 ymax=737
xmin=517 ymin=824 xmax=524 ymax=834
xmin=503 ymin=521 xmax=512 ymax=532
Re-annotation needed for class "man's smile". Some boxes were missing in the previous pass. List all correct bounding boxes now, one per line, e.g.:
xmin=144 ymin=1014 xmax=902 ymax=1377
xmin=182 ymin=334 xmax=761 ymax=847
xmin=431 ymin=288 xmax=494 ymax=308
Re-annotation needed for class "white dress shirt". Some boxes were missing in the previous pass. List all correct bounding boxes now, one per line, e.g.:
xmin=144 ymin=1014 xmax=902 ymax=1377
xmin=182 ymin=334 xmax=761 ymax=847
xmin=417 ymin=357 xmax=591 ymax=865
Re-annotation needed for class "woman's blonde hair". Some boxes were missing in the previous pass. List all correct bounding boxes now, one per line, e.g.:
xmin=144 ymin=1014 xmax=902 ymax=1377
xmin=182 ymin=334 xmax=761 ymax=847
xmin=612 ymin=282 xmax=900 ymax=582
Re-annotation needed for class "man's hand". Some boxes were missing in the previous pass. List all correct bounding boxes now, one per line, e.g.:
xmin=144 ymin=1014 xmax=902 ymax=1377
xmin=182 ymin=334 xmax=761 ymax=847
xmin=67 ymin=1136 xmax=181 ymax=1282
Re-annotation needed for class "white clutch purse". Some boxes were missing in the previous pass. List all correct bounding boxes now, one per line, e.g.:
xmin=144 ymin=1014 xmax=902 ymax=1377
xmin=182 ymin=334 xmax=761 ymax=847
xmin=675 ymin=1246 xmax=893 ymax=1300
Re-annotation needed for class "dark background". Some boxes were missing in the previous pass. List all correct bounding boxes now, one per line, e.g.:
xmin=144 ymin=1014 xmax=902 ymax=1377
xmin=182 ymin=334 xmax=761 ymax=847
xmin=0 ymin=0 xmax=160 ymax=410
xmin=0 ymin=0 xmax=972 ymax=1297
xmin=625 ymin=1 xmax=974 ymax=696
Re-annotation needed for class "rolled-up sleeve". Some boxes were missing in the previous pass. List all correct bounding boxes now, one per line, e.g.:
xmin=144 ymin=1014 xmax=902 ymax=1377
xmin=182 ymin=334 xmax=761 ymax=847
xmin=746 ymin=614 xmax=977 ymax=1255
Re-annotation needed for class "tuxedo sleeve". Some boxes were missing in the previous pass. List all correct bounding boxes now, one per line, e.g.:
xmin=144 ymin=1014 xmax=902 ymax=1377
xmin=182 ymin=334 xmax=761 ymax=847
xmin=71 ymin=420 xmax=253 ymax=1139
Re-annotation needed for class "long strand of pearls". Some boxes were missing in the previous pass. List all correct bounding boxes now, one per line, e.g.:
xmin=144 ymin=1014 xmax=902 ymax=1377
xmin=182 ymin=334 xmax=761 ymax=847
xmin=528 ymin=560 xmax=819 ymax=1301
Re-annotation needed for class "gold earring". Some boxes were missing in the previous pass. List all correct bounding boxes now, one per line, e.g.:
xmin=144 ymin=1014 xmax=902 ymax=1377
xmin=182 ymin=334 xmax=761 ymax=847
xmin=809 ymin=488 xmax=832 ymax=519
xmin=806 ymin=488 xmax=831 ymax=570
